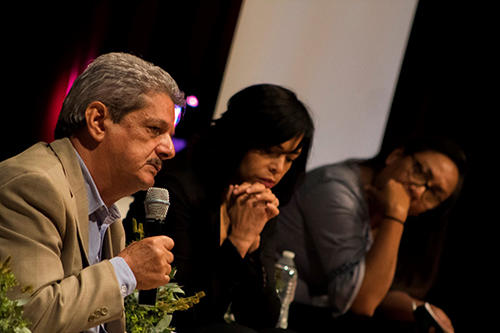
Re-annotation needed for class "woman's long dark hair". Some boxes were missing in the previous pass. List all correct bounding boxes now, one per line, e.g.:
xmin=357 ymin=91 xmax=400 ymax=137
xmin=192 ymin=84 xmax=315 ymax=206
xmin=367 ymin=135 xmax=468 ymax=299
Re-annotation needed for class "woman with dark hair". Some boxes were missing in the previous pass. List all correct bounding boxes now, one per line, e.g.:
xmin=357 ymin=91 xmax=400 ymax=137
xmin=124 ymin=83 xmax=314 ymax=332
xmin=271 ymin=136 xmax=466 ymax=333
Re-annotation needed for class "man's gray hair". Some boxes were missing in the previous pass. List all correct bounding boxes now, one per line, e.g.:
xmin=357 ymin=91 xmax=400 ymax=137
xmin=54 ymin=52 xmax=185 ymax=139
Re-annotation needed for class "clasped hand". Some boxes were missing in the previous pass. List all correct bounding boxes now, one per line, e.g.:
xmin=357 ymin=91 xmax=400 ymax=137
xmin=225 ymin=182 xmax=279 ymax=257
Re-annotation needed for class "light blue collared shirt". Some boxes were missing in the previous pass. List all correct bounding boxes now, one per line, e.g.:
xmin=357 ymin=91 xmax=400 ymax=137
xmin=75 ymin=150 xmax=136 ymax=333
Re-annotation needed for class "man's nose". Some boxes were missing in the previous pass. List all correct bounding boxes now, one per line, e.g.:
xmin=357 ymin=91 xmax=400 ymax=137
xmin=156 ymin=134 xmax=176 ymax=160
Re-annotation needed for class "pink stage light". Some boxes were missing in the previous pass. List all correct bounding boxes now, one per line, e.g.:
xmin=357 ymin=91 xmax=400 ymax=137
xmin=186 ymin=95 xmax=199 ymax=107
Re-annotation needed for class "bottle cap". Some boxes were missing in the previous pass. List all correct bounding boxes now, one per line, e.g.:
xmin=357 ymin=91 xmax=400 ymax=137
xmin=283 ymin=250 xmax=295 ymax=259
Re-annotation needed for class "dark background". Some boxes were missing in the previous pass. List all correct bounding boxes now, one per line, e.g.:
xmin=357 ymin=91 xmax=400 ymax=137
xmin=381 ymin=1 xmax=493 ymax=331
xmin=0 ymin=1 xmax=493 ymax=331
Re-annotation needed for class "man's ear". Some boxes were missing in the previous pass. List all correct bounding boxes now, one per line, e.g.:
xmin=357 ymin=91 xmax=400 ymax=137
xmin=385 ymin=147 xmax=405 ymax=166
xmin=85 ymin=101 xmax=108 ymax=142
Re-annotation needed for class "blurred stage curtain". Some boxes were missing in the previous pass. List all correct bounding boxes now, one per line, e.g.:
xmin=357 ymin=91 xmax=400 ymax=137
xmin=2 ymin=0 xmax=242 ymax=160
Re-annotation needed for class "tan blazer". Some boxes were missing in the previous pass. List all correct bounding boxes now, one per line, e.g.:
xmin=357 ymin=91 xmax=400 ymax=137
xmin=0 ymin=138 xmax=126 ymax=332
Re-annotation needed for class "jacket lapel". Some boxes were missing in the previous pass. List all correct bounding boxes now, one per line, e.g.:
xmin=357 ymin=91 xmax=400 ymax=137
xmin=49 ymin=138 xmax=91 ymax=266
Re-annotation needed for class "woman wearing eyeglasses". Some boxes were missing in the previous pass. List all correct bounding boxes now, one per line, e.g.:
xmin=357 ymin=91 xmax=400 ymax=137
xmin=270 ymin=136 xmax=467 ymax=333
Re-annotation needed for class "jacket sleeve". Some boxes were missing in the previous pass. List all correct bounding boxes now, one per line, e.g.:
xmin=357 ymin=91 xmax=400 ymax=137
xmin=0 ymin=171 xmax=124 ymax=333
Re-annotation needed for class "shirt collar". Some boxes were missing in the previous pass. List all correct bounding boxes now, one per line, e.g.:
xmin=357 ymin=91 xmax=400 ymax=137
xmin=74 ymin=149 xmax=121 ymax=223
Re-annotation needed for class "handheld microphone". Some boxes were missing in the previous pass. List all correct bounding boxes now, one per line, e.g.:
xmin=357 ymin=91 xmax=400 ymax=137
xmin=138 ymin=187 xmax=170 ymax=305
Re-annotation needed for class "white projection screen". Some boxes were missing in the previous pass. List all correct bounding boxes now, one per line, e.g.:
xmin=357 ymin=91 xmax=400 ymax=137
xmin=214 ymin=0 xmax=418 ymax=170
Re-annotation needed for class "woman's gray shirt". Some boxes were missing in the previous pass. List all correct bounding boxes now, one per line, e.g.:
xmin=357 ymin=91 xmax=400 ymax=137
xmin=273 ymin=159 xmax=373 ymax=317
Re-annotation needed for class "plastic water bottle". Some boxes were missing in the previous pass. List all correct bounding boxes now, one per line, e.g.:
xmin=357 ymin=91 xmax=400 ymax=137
xmin=275 ymin=250 xmax=298 ymax=329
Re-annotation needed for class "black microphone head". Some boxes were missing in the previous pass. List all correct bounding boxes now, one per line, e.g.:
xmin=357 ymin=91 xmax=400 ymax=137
xmin=144 ymin=187 xmax=170 ymax=221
